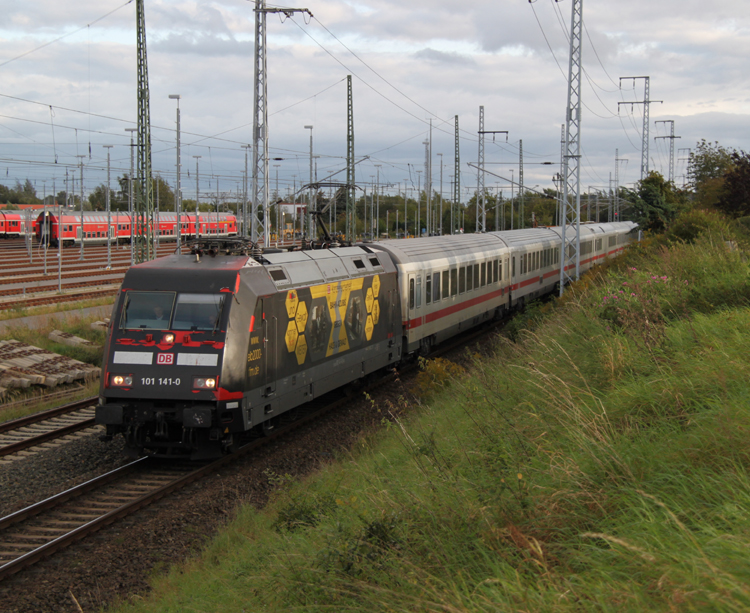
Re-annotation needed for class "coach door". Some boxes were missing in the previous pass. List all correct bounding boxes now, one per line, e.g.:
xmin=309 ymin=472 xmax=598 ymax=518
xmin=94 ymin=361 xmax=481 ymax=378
xmin=262 ymin=300 xmax=277 ymax=399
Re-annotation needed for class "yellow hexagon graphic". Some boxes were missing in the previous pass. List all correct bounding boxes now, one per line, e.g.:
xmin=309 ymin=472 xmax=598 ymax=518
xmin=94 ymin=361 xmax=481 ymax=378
xmin=364 ymin=315 xmax=374 ymax=341
xmin=372 ymin=299 xmax=380 ymax=325
xmin=295 ymin=300 xmax=308 ymax=334
xmin=365 ymin=287 xmax=374 ymax=313
xmin=295 ymin=334 xmax=308 ymax=365
xmin=285 ymin=320 xmax=299 ymax=353
xmin=285 ymin=290 xmax=299 ymax=319
xmin=372 ymin=274 xmax=380 ymax=298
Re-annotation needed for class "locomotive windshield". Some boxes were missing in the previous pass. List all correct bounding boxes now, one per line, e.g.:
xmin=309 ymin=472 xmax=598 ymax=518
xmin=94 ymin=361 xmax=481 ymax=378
xmin=119 ymin=291 xmax=176 ymax=330
xmin=119 ymin=291 xmax=225 ymax=331
xmin=172 ymin=293 xmax=225 ymax=331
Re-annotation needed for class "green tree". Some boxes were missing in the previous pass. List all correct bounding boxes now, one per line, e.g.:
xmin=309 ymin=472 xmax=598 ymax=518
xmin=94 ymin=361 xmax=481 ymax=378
xmin=716 ymin=151 xmax=750 ymax=218
xmin=88 ymin=184 xmax=116 ymax=211
xmin=688 ymin=139 xmax=735 ymax=206
xmin=632 ymin=171 xmax=687 ymax=232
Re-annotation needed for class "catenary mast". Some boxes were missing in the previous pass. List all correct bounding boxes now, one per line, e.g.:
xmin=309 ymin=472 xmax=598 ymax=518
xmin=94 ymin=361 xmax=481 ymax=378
xmin=135 ymin=0 xmax=154 ymax=263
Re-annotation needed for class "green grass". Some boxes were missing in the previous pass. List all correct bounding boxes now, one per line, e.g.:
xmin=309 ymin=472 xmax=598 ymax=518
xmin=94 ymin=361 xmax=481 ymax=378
xmin=0 ymin=296 xmax=114 ymax=322
xmin=111 ymin=209 xmax=750 ymax=613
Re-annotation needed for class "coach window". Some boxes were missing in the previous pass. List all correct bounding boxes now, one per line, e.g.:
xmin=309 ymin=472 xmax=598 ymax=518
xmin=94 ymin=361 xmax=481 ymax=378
xmin=433 ymin=273 xmax=440 ymax=303
xmin=426 ymin=275 xmax=432 ymax=305
xmin=473 ymin=264 xmax=479 ymax=289
xmin=450 ymin=269 xmax=457 ymax=296
xmin=466 ymin=266 xmax=472 ymax=291
xmin=409 ymin=278 xmax=415 ymax=309
xmin=416 ymin=276 xmax=422 ymax=308
xmin=458 ymin=267 xmax=466 ymax=294
xmin=481 ymin=262 xmax=486 ymax=287
xmin=443 ymin=270 xmax=450 ymax=299
xmin=512 ymin=257 xmax=516 ymax=278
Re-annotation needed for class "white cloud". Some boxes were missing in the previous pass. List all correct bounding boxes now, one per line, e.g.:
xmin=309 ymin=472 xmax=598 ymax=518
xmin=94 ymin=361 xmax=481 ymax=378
xmin=0 ymin=0 xmax=748 ymax=199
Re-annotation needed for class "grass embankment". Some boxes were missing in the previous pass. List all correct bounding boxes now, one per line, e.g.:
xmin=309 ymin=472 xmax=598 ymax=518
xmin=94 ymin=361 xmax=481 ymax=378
xmin=114 ymin=209 xmax=750 ymax=612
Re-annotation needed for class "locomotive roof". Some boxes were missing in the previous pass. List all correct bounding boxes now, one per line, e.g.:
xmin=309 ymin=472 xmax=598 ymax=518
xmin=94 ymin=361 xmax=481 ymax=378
xmin=260 ymin=245 xmax=392 ymax=289
xmin=120 ymin=252 xmax=250 ymax=293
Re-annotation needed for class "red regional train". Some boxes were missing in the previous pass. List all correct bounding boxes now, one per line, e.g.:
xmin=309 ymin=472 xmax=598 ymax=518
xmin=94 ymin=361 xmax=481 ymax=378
xmin=34 ymin=211 xmax=238 ymax=247
xmin=0 ymin=211 xmax=32 ymax=239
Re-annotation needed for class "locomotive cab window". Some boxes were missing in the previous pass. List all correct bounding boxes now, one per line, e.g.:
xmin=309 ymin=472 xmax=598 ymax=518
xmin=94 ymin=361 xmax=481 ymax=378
xmin=173 ymin=294 xmax=226 ymax=331
xmin=120 ymin=291 xmax=176 ymax=330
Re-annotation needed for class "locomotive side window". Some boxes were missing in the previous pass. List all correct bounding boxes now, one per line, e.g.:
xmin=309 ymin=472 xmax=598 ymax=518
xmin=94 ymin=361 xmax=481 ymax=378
xmin=120 ymin=291 xmax=176 ymax=330
xmin=433 ymin=273 xmax=440 ymax=303
xmin=442 ymin=271 xmax=449 ymax=299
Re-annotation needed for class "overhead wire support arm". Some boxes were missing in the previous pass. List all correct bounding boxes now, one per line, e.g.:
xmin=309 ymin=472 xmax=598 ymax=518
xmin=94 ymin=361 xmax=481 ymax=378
xmin=250 ymin=1 xmax=313 ymax=248
xmin=617 ymin=76 xmax=662 ymax=181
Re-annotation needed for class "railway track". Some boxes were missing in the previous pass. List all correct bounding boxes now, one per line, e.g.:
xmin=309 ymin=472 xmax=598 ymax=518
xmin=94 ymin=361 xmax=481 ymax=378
xmin=0 ymin=398 xmax=98 ymax=459
xmin=0 ymin=306 xmax=510 ymax=582
xmin=0 ymin=381 xmax=366 ymax=581
xmin=0 ymin=287 xmax=119 ymax=311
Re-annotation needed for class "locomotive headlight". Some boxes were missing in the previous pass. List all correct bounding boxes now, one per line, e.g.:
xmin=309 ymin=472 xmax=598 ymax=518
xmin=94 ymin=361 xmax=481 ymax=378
xmin=163 ymin=333 xmax=175 ymax=344
xmin=193 ymin=377 xmax=217 ymax=389
xmin=111 ymin=374 xmax=133 ymax=387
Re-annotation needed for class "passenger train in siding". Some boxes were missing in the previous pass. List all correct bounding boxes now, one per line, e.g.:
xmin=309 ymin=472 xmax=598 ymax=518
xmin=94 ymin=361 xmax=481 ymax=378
xmin=0 ymin=211 xmax=32 ymax=239
xmin=34 ymin=211 xmax=238 ymax=247
xmin=96 ymin=221 xmax=638 ymax=459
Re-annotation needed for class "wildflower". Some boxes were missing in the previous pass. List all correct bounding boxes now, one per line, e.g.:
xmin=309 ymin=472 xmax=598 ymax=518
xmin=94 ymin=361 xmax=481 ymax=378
xmin=631 ymin=293 xmax=635 ymax=296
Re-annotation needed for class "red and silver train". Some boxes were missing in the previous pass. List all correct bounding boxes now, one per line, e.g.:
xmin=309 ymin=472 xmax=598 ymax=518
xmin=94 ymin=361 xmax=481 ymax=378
xmin=97 ymin=220 xmax=638 ymax=459
xmin=34 ymin=211 xmax=238 ymax=246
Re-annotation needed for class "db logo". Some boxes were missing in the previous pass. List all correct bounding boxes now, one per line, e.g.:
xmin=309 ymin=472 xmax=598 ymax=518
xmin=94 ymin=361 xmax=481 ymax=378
xmin=157 ymin=353 xmax=174 ymax=365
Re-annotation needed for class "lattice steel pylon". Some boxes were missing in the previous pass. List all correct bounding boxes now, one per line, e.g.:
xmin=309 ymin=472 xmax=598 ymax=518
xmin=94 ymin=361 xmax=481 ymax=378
xmin=655 ymin=119 xmax=680 ymax=183
xmin=251 ymin=1 xmax=312 ymax=247
xmin=476 ymin=106 xmax=485 ymax=233
xmin=558 ymin=0 xmax=583 ymax=295
xmin=618 ymin=76 xmax=662 ymax=182
xmin=135 ymin=0 xmax=154 ymax=263
xmin=453 ymin=115 xmax=460 ymax=234
xmin=346 ymin=74 xmax=355 ymax=241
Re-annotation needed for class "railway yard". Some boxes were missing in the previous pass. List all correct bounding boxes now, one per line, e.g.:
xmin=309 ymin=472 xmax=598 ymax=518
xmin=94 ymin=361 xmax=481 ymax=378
xmin=0 ymin=239 xmax=176 ymax=311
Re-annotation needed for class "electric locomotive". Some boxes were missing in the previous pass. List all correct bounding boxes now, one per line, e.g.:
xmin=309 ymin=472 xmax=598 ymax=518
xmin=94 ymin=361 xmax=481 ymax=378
xmin=97 ymin=241 xmax=401 ymax=459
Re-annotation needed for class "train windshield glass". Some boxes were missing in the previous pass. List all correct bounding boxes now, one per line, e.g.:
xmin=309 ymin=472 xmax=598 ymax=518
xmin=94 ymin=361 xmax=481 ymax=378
xmin=172 ymin=294 xmax=225 ymax=331
xmin=120 ymin=291 xmax=176 ymax=330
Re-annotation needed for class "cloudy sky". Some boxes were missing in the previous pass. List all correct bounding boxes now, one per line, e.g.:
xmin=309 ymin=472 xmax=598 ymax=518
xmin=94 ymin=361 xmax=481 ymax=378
xmin=0 ymin=0 xmax=748 ymax=205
